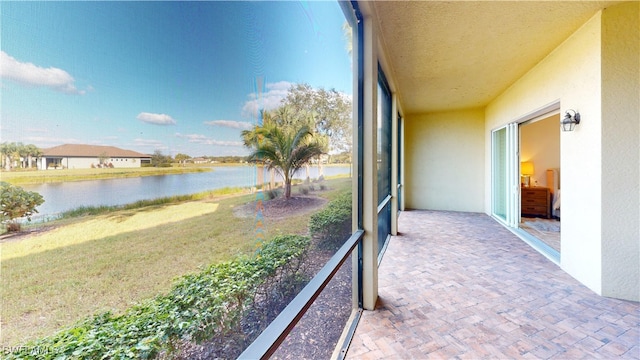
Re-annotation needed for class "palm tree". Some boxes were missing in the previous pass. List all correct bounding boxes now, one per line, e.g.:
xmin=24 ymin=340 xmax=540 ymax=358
xmin=17 ymin=143 xmax=30 ymax=169
xmin=241 ymin=110 xmax=276 ymax=148
xmin=0 ymin=142 xmax=17 ymax=171
xmin=245 ymin=124 xmax=325 ymax=199
xmin=242 ymin=110 xmax=281 ymax=190
xmin=26 ymin=145 xmax=43 ymax=169
xmin=16 ymin=143 xmax=40 ymax=169
xmin=0 ymin=142 xmax=9 ymax=170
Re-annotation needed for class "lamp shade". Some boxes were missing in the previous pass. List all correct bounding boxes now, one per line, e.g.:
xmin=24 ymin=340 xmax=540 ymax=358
xmin=521 ymin=162 xmax=534 ymax=176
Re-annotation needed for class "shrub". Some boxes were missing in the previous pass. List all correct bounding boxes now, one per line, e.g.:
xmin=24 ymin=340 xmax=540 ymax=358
xmin=265 ymin=188 xmax=281 ymax=200
xmin=4 ymin=234 xmax=310 ymax=360
xmin=299 ymin=186 xmax=310 ymax=195
xmin=0 ymin=181 xmax=45 ymax=232
xmin=60 ymin=204 xmax=116 ymax=218
xmin=309 ymin=190 xmax=352 ymax=249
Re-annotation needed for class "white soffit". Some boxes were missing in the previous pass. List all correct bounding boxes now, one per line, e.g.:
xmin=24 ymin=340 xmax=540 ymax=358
xmin=369 ymin=1 xmax=625 ymax=114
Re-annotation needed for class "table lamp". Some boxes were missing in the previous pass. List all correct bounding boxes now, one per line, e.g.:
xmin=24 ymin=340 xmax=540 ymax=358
xmin=521 ymin=162 xmax=534 ymax=187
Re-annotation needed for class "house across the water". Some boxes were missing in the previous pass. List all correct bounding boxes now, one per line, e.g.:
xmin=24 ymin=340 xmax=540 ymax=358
xmin=39 ymin=144 xmax=151 ymax=170
xmin=190 ymin=157 xmax=209 ymax=164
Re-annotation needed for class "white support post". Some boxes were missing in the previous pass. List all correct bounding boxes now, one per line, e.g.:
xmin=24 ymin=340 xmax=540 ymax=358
xmin=391 ymin=93 xmax=399 ymax=235
xmin=360 ymin=14 xmax=379 ymax=310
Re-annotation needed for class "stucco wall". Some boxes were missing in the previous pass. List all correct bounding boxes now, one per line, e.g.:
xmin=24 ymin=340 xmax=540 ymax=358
xmin=67 ymin=158 xmax=97 ymax=169
xmin=600 ymin=2 xmax=639 ymax=301
xmin=520 ymin=114 xmax=561 ymax=188
xmin=485 ymin=13 xmax=604 ymax=294
xmin=405 ymin=108 xmax=484 ymax=212
xmin=46 ymin=157 xmax=142 ymax=169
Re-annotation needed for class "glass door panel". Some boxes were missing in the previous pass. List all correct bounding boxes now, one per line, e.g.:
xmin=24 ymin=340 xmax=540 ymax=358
xmin=492 ymin=123 xmax=519 ymax=227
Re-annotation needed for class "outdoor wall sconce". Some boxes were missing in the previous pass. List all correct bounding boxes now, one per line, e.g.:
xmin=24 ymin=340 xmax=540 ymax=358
xmin=561 ymin=109 xmax=581 ymax=131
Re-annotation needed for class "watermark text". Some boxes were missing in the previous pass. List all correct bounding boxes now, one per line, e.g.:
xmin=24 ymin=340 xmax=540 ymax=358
xmin=2 ymin=346 xmax=52 ymax=355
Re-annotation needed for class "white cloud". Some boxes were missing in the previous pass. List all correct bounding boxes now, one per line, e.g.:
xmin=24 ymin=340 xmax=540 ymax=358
xmin=204 ymin=139 xmax=244 ymax=146
xmin=267 ymin=81 xmax=293 ymax=92
xmin=241 ymin=81 xmax=293 ymax=118
xmin=203 ymin=120 xmax=253 ymax=130
xmin=134 ymin=138 xmax=166 ymax=149
xmin=0 ymin=51 xmax=86 ymax=95
xmin=176 ymin=133 xmax=207 ymax=142
xmin=176 ymin=133 xmax=243 ymax=147
xmin=136 ymin=112 xmax=177 ymax=125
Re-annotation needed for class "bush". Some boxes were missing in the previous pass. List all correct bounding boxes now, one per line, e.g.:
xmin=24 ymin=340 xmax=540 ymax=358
xmin=309 ymin=190 xmax=352 ymax=249
xmin=0 ymin=181 xmax=45 ymax=232
xmin=4 ymin=234 xmax=310 ymax=360
xmin=265 ymin=188 xmax=281 ymax=200
xmin=299 ymin=186 xmax=310 ymax=195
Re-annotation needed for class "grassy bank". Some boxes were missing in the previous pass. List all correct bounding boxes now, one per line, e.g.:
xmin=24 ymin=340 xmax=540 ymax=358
xmin=0 ymin=177 xmax=351 ymax=347
xmin=0 ymin=166 xmax=213 ymax=185
xmin=55 ymin=186 xmax=249 ymax=219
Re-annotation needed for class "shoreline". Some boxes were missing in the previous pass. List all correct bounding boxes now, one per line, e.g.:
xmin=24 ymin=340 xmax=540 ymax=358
xmin=4 ymin=174 xmax=351 ymax=231
xmin=0 ymin=163 xmax=351 ymax=185
xmin=10 ymin=185 xmax=255 ymax=228
xmin=0 ymin=165 xmax=215 ymax=185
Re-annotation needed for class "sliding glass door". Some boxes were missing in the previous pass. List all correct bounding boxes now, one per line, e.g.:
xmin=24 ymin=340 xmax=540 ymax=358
xmin=377 ymin=68 xmax=392 ymax=256
xmin=492 ymin=127 xmax=508 ymax=221
xmin=492 ymin=123 xmax=519 ymax=227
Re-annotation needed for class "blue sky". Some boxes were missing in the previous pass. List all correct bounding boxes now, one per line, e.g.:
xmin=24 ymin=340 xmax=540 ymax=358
xmin=0 ymin=1 xmax=352 ymax=157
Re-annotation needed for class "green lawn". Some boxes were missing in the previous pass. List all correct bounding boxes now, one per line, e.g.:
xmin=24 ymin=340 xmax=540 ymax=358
xmin=0 ymin=177 xmax=351 ymax=347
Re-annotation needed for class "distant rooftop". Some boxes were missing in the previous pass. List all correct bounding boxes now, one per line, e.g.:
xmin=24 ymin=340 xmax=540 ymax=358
xmin=42 ymin=144 xmax=150 ymax=158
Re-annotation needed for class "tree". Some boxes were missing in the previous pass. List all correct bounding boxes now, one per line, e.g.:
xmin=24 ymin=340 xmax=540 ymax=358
xmin=282 ymin=83 xmax=352 ymax=155
xmin=0 ymin=142 xmax=43 ymax=170
xmin=175 ymin=153 xmax=190 ymax=166
xmin=150 ymin=150 xmax=172 ymax=167
xmin=244 ymin=124 xmax=325 ymax=199
xmin=0 ymin=181 xmax=45 ymax=232
xmin=98 ymin=152 xmax=109 ymax=167
xmin=241 ymin=110 xmax=276 ymax=148
xmin=24 ymin=144 xmax=42 ymax=169
xmin=0 ymin=142 xmax=17 ymax=170
xmin=0 ymin=142 xmax=11 ymax=170
xmin=18 ymin=143 xmax=30 ymax=168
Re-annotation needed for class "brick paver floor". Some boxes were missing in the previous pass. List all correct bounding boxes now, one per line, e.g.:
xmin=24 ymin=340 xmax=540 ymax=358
xmin=345 ymin=211 xmax=639 ymax=359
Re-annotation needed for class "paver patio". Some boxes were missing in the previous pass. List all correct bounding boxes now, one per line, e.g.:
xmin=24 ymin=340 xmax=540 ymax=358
xmin=345 ymin=211 xmax=639 ymax=359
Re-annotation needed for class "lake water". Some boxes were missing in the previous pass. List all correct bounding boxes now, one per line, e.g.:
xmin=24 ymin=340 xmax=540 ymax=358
xmin=22 ymin=165 xmax=351 ymax=221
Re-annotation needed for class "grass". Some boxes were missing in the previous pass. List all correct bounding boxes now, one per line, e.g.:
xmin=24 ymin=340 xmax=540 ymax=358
xmin=0 ymin=166 xmax=213 ymax=185
xmin=0 ymin=177 xmax=351 ymax=347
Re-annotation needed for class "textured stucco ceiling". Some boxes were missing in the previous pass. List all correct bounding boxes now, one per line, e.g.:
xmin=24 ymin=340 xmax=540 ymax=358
xmin=368 ymin=1 xmax=626 ymax=114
